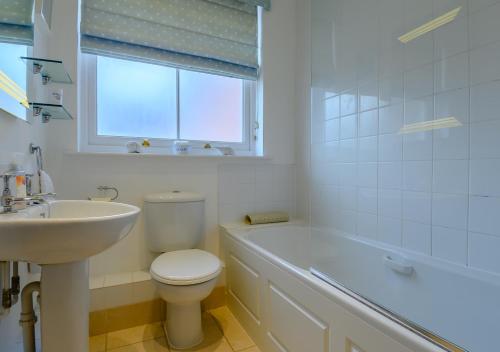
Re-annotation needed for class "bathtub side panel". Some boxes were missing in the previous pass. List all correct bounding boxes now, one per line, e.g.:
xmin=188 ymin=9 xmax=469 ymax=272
xmin=223 ymin=230 xmax=439 ymax=352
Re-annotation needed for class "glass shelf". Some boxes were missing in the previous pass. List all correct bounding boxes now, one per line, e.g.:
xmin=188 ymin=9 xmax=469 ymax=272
xmin=21 ymin=57 xmax=73 ymax=85
xmin=29 ymin=102 xmax=73 ymax=122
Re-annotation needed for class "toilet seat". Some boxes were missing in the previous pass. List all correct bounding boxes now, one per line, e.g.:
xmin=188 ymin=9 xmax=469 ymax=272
xmin=151 ymin=249 xmax=222 ymax=286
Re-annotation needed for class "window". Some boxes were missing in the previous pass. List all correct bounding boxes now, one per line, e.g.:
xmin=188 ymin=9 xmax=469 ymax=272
xmin=0 ymin=42 xmax=28 ymax=121
xmin=84 ymin=55 xmax=256 ymax=152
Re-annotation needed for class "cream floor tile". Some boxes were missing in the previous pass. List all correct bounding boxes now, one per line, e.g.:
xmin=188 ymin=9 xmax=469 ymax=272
xmin=89 ymin=334 xmax=106 ymax=352
xmin=107 ymin=322 xmax=165 ymax=350
xmin=169 ymin=314 xmax=232 ymax=352
xmin=107 ymin=337 xmax=170 ymax=352
xmin=209 ymin=307 xmax=255 ymax=351
xmin=240 ymin=347 xmax=261 ymax=352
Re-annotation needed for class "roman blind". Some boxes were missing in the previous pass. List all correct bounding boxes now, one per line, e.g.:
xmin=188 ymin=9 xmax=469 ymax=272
xmin=80 ymin=0 xmax=270 ymax=80
xmin=0 ymin=0 xmax=35 ymax=45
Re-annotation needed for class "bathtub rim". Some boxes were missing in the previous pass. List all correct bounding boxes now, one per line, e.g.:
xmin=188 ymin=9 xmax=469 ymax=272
xmin=221 ymin=222 xmax=457 ymax=352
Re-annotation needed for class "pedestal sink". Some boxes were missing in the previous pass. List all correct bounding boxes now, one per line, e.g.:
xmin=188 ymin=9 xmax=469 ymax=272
xmin=0 ymin=200 xmax=140 ymax=352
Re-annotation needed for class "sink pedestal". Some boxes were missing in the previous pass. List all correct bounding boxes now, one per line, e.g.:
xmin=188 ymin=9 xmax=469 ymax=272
xmin=41 ymin=260 xmax=89 ymax=352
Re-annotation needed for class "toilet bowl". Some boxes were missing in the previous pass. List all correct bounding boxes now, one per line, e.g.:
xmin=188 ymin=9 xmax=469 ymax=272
xmin=150 ymin=249 xmax=222 ymax=349
xmin=145 ymin=191 xmax=222 ymax=349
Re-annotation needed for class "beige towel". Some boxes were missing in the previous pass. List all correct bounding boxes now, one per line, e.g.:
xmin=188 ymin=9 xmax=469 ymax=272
xmin=245 ymin=212 xmax=289 ymax=225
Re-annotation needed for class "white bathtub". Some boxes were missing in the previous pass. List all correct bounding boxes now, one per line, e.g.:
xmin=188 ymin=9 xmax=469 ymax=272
xmin=221 ymin=223 xmax=466 ymax=352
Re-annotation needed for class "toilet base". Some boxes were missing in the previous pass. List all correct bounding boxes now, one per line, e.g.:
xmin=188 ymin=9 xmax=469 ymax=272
xmin=164 ymin=301 xmax=204 ymax=349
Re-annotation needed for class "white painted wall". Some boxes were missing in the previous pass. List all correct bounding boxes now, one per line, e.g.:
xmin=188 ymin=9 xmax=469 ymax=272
xmin=38 ymin=0 xmax=300 ymax=278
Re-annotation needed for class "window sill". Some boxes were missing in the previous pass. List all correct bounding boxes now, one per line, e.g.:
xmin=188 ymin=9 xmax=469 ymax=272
xmin=65 ymin=151 xmax=271 ymax=162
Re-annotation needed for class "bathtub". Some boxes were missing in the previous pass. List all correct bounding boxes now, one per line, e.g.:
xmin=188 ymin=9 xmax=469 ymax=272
xmin=220 ymin=223 xmax=479 ymax=352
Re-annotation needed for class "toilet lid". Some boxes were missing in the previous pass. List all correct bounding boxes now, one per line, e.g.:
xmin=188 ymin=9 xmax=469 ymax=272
xmin=150 ymin=249 xmax=222 ymax=286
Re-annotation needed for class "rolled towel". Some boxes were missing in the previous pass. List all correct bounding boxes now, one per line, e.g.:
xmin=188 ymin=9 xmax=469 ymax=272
xmin=245 ymin=212 xmax=289 ymax=225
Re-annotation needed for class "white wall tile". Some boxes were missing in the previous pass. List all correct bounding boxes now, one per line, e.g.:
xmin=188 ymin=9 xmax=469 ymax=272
xmin=219 ymin=164 xmax=296 ymax=225
xmin=470 ymin=120 xmax=500 ymax=158
xmin=339 ymin=140 xmax=357 ymax=162
xmin=433 ymin=160 xmax=469 ymax=195
xmin=358 ymin=187 xmax=378 ymax=214
xmin=379 ymin=104 xmax=403 ymax=134
xmin=433 ymin=125 xmax=469 ymax=160
xmin=435 ymin=88 xmax=469 ymax=124
xmin=378 ymin=217 xmax=402 ymax=246
xmin=403 ymin=191 xmax=431 ymax=224
xmin=402 ymin=161 xmax=432 ymax=192
xmin=469 ymin=196 xmax=500 ymax=236
xmin=357 ymin=212 xmax=378 ymax=239
xmin=341 ymin=89 xmax=358 ymax=116
xmin=337 ymin=209 xmax=357 ymax=234
xmin=469 ymin=0 xmax=500 ymax=14
xmin=359 ymin=81 xmax=378 ymax=112
xmin=379 ymin=74 xmax=403 ymax=108
xmin=405 ymin=96 xmax=433 ymax=124
xmin=358 ymin=136 xmax=378 ymax=162
xmin=379 ymin=162 xmax=402 ymax=190
xmin=432 ymin=226 xmax=468 ymax=265
xmin=379 ymin=134 xmax=402 ymax=161
xmin=434 ymin=53 xmax=469 ymax=93
xmin=339 ymin=162 xmax=357 ymax=186
xmin=470 ymin=80 xmax=500 ymax=122
xmin=405 ymin=64 xmax=434 ymax=99
xmin=403 ymin=131 xmax=433 ymax=161
xmin=357 ymin=163 xmax=378 ymax=188
xmin=339 ymin=187 xmax=357 ymax=211
xmin=325 ymin=96 xmax=340 ymax=120
xmin=359 ymin=110 xmax=378 ymax=137
xmin=403 ymin=221 xmax=431 ymax=255
xmin=469 ymin=232 xmax=500 ymax=273
xmin=340 ymin=114 xmax=357 ymax=139
xmin=309 ymin=0 xmax=500 ymax=275
xmin=434 ymin=12 xmax=468 ymax=60
xmin=470 ymin=41 xmax=500 ymax=85
xmin=325 ymin=119 xmax=340 ymax=142
xmin=469 ymin=2 xmax=500 ymax=49
xmin=378 ymin=189 xmax=402 ymax=219
xmin=470 ymin=159 xmax=500 ymax=197
xmin=432 ymin=194 xmax=468 ymax=229
xmin=405 ymin=35 xmax=434 ymax=70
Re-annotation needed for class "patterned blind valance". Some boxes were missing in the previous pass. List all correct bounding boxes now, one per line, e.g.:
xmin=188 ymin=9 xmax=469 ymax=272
xmin=0 ymin=0 xmax=35 ymax=45
xmin=81 ymin=0 xmax=267 ymax=80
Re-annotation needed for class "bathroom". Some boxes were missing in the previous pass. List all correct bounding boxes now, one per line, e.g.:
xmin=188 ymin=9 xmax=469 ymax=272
xmin=0 ymin=0 xmax=498 ymax=351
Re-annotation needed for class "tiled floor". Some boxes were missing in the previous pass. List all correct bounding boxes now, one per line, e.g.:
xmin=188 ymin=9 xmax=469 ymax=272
xmin=89 ymin=306 xmax=261 ymax=352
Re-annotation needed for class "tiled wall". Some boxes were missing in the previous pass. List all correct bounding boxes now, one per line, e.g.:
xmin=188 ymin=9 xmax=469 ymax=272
xmin=218 ymin=164 xmax=296 ymax=224
xmin=310 ymin=0 xmax=500 ymax=274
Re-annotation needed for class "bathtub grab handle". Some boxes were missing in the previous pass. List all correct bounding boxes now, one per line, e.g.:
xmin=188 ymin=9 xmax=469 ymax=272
xmin=383 ymin=256 xmax=414 ymax=275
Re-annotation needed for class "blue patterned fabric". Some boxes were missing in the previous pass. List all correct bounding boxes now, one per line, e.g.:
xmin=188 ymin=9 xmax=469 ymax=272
xmin=0 ymin=0 xmax=34 ymax=45
xmin=81 ymin=0 xmax=264 ymax=79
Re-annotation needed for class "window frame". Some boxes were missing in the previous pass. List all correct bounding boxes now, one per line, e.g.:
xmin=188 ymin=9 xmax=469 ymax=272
xmin=81 ymin=54 xmax=256 ymax=153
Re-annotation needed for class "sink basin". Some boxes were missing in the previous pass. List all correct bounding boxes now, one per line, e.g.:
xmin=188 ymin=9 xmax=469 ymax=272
xmin=0 ymin=199 xmax=140 ymax=352
xmin=0 ymin=200 xmax=140 ymax=264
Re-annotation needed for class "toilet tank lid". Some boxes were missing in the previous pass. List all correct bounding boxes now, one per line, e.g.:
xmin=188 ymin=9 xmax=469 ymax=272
xmin=144 ymin=191 xmax=205 ymax=203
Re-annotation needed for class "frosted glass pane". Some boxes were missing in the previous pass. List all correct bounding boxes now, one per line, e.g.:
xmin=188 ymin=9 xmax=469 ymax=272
xmin=179 ymin=70 xmax=243 ymax=143
xmin=97 ymin=56 xmax=177 ymax=139
xmin=0 ymin=43 xmax=27 ymax=120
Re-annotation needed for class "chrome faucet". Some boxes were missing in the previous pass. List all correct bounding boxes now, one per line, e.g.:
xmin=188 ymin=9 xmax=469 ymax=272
xmin=1 ymin=174 xmax=55 ymax=214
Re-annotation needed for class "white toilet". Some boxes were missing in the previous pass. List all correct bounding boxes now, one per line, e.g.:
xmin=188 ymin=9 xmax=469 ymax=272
xmin=144 ymin=191 xmax=222 ymax=349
